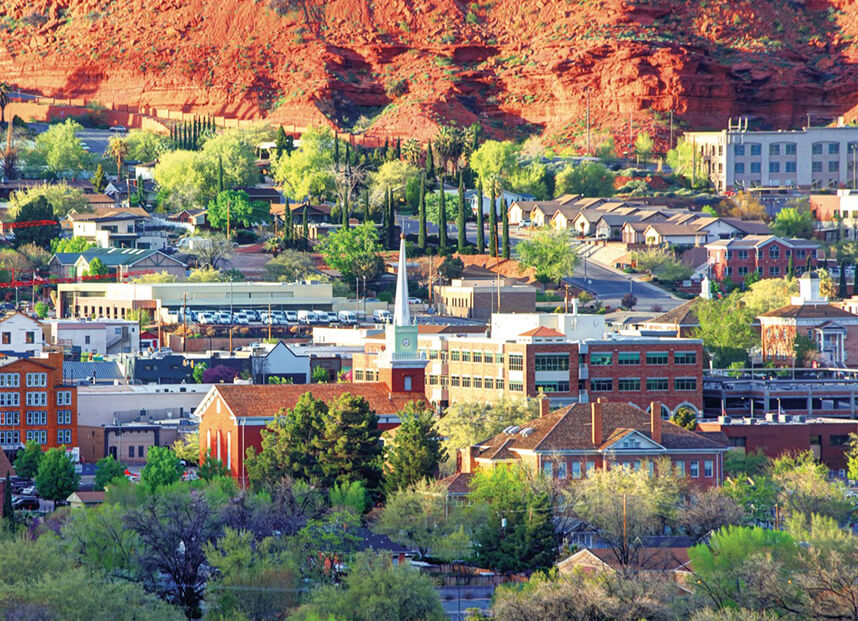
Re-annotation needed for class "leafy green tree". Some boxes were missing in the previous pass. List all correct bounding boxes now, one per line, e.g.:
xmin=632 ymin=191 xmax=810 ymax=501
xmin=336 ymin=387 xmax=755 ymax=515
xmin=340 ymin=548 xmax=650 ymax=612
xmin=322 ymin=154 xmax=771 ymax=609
xmin=35 ymin=119 xmax=89 ymax=179
xmin=139 ymin=446 xmax=183 ymax=491
xmin=311 ymin=365 xmax=329 ymax=383
xmin=35 ymin=446 xmax=80 ymax=502
xmin=771 ymin=207 xmax=814 ymax=239
xmin=125 ymin=129 xmax=170 ymax=162
xmin=631 ymin=248 xmax=693 ymax=281
xmin=207 ymin=189 xmax=267 ymax=231
xmin=293 ymin=551 xmax=446 ymax=621
xmin=14 ymin=440 xmax=43 ymax=478
xmin=85 ymin=256 xmax=108 ymax=277
xmin=634 ymin=132 xmax=654 ymax=163
xmin=13 ymin=196 xmax=60 ymax=249
xmin=197 ymin=450 xmax=229 ymax=481
xmin=470 ymin=465 xmax=557 ymax=572
xmin=694 ymin=296 xmax=756 ymax=366
xmin=369 ymin=159 xmax=418 ymax=206
xmin=9 ymin=183 xmax=89 ymax=219
xmin=667 ymin=138 xmax=702 ymax=183
xmin=437 ymin=255 xmax=464 ymax=283
xmin=385 ymin=402 xmax=445 ymax=494
xmin=554 ymin=161 xmax=615 ymax=197
xmin=92 ymin=163 xmax=106 ymax=192
xmin=671 ymin=406 xmax=697 ymax=430
xmin=94 ymin=455 xmax=126 ymax=491
xmin=192 ymin=363 xmax=208 ymax=385
xmin=273 ymin=125 xmax=335 ymax=201
xmin=725 ymin=450 xmax=769 ymax=478
xmin=317 ymin=222 xmax=383 ymax=282
xmin=470 ymin=140 xmax=517 ymax=192
xmin=2 ymin=472 xmax=14 ymax=531
xmin=516 ymin=229 xmax=579 ymax=283
xmin=51 ymin=237 xmax=95 ymax=253
xmin=322 ymin=394 xmax=384 ymax=492
xmin=329 ymin=480 xmax=369 ymax=515
xmin=34 ymin=301 xmax=49 ymax=319
xmin=771 ymin=451 xmax=852 ymax=523
xmin=264 ymin=249 xmax=316 ymax=282
xmin=509 ymin=160 xmax=553 ymax=201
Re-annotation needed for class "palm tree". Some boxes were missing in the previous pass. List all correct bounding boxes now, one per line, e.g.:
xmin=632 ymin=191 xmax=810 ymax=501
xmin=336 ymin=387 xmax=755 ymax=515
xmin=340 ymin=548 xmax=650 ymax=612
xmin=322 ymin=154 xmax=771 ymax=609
xmin=107 ymin=135 xmax=129 ymax=178
xmin=0 ymin=83 xmax=10 ymax=127
xmin=1 ymin=123 xmax=17 ymax=180
xmin=402 ymin=138 xmax=422 ymax=166
xmin=434 ymin=125 xmax=465 ymax=177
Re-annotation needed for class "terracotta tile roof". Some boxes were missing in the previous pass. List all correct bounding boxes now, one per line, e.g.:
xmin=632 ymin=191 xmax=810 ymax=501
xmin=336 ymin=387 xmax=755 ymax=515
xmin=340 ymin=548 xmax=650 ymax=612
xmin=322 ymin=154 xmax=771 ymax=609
xmin=646 ymin=299 xmax=700 ymax=327
xmin=438 ymin=472 xmax=474 ymax=495
xmin=453 ymin=255 xmax=540 ymax=284
xmin=758 ymin=304 xmax=858 ymax=320
xmin=213 ymin=383 xmax=425 ymax=418
xmin=474 ymin=402 xmax=726 ymax=457
xmin=518 ymin=326 xmax=565 ymax=338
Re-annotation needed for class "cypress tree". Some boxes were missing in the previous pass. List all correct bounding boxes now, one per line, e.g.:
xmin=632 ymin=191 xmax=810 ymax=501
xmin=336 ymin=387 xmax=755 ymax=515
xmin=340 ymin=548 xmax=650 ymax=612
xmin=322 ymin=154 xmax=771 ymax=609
xmin=488 ymin=183 xmax=497 ymax=257
xmin=345 ymin=141 xmax=351 ymax=166
xmin=285 ymin=135 xmax=295 ymax=156
xmin=334 ymin=135 xmax=340 ymax=166
xmin=805 ymin=255 xmax=812 ymax=273
xmin=217 ymin=155 xmax=224 ymax=194
xmin=169 ymin=124 xmax=174 ymax=147
xmin=382 ymin=137 xmax=389 ymax=161
xmin=363 ymin=189 xmax=370 ymax=223
xmin=302 ymin=203 xmax=309 ymax=250
xmin=840 ymin=262 xmax=848 ymax=299
xmin=476 ymin=178 xmax=485 ymax=253
xmin=787 ymin=254 xmax=794 ymax=279
xmin=426 ymin=140 xmax=435 ymax=180
xmin=276 ymin=126 xmax=287 ymax=157
xmin=2 ymin=472 xmax=14 ymax=532
xmin=395 ymin=137 xmax=401 ymax=160
xmin=387 ymin=187 xmax=396 ymax=249
xmin=284 ymin=198 xmax=293 ymax=242
xmin=457 ymin=171 xmax=466 ymax=252
xmin=438 ymin=178 xmax=448 ymax=253
xmin=342 ymin=193 xmax=350 ymax=228
xmin=92 ymin=164 xmax=106 ymax=193
xmin=418 ymin=173 xmax=427 ymax=251
xmin=382 ymin=188 xmax=390 ymax=248
xmin=502 ymin=198 xmax=510 ymax=259
xmin=134 ymin=176 xmax=145 ymax=208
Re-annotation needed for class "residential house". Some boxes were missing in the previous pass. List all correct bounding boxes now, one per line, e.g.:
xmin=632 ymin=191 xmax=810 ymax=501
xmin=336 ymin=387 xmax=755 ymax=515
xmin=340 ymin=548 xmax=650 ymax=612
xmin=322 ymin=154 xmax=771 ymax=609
xmin=466 ymin=188 xmax=534 ymax=217
xmin=67 ymin=206 xmax=164 ymax=249
xmin=0 ymin=351 xmax=77 ymax=453
xmin=53 ymin=248 xmax=187 ymax=281
xmin=452 ymin=399 xmax=728 ymax=489
xmin=46 ymin=319 xmax=140 ymax=356
xmin=705 ymin=235 xmax=820 ymax=283
xmin=0 ymin=312 xmax=45 ymax=357
xmin=563 ymin=209 xmax=603 ymax=235
xmin=557 ymin=547 xmax=692 ymax=579
xmin=167 ymin=209 xmax=208 ymax=234
xmin=67 ymin=491 xmax=106 ymax=508
xmin=643 ymin=223 xmax=709 ymax=247
xmin=243 ymin=341 xmax=312 ymax=384
xmin=758 ymin=271 xmax=858 ymax=366
xmin=622 ymin=221 xmax=651 ymax=246
xmin=531 ymin=203 xmax=556 ymax=228
xmin=274 ymin=203 xmax=332 ymax=223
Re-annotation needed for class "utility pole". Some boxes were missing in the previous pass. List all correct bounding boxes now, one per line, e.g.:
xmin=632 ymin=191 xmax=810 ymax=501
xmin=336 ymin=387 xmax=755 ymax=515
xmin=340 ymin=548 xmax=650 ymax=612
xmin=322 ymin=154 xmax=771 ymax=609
xmin=268 ymin=303 xmax=272 ymax=341
xmin=226 ymin=197 xmax=231 ymax=240
xmin=182 ymin=292 xmax=187 ymax=353
xmin=585 ymin=88 xmax=591 ymax=156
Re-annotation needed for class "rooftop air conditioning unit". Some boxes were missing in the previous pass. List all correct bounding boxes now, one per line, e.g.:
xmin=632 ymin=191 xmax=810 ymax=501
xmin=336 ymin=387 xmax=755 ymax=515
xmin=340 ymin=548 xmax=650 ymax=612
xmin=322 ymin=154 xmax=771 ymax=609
xmin=717 ymin=416 xmax=729 ymax=424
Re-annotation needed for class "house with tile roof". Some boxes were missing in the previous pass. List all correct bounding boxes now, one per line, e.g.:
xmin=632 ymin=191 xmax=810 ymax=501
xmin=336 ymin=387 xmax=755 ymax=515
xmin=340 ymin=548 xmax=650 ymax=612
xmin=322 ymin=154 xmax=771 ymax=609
xmin=758 ymin=271 xmax=858 ymax=366
xmin=448 ymin=399 xmax=727 ymax=493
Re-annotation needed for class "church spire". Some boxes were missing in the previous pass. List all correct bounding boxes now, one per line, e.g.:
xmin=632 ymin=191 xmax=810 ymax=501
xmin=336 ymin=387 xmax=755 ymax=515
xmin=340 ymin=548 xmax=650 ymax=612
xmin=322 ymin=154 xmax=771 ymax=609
xmin=392 ymin=234 xmax=410 ymax=327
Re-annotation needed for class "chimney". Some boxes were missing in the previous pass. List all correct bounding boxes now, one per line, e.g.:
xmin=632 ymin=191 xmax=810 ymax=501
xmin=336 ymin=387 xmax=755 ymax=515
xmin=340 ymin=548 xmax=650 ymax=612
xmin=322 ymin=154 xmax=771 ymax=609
xmin=650 ymin=401 xmax=662 ymax=444
xmin=539 ymin=395 xmax=550 ymax=418
xmin=459 ymin=446 xmax=477 ymax=474
xmin=591 ymin=401 xmax=603 ymax=446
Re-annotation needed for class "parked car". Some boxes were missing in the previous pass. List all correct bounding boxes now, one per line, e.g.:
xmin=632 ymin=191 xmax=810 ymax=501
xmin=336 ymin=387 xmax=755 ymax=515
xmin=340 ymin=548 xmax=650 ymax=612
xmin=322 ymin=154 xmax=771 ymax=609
xmin=12 ymin=496 xmax=40 ymax=511
xmin=408 ymin=297 xmax=422 ymax=305
xmin=284 ymin=311 xmax=298 ymax=322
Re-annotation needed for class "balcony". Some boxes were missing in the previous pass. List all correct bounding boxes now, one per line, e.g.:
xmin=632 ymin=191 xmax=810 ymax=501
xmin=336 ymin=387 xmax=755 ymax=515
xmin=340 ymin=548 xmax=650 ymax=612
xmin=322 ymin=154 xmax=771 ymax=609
xmin=578 ymin=364 xmax=589 ymax=380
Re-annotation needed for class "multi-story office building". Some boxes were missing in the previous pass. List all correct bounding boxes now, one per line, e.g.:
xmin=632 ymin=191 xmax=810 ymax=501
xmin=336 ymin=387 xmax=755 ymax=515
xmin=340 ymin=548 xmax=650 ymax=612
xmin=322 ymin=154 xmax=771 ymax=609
xmin=0 ymin=351 xmax=77 ymax=457
xmin=353 ymin=313 xmax=704 ymax=416
xmin=705 ymin=235 xmax=819 ymax=284
xmin=686 ymin=124 xmax=858 ymax=192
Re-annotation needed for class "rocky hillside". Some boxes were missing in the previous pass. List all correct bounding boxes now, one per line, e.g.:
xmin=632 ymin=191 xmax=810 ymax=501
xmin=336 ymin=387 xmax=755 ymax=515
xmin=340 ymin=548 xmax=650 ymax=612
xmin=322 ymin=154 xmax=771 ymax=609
xmin=2 ymin=0 xmax=858 ymax=147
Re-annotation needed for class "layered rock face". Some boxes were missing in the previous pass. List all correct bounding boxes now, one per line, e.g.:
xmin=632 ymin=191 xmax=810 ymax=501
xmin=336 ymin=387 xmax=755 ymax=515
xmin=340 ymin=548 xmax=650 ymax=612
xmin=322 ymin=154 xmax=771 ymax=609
xmin=2 ymin=0 xmax=858 ymax=140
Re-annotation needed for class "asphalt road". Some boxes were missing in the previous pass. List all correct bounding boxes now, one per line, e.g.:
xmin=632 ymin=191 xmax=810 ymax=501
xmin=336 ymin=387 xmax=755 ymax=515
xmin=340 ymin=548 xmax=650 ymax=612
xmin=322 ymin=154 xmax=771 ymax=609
xmin=565 ymin=257 xmax=681 ymax=312
xmin=29 ymin=122 xmax=115 ymax=157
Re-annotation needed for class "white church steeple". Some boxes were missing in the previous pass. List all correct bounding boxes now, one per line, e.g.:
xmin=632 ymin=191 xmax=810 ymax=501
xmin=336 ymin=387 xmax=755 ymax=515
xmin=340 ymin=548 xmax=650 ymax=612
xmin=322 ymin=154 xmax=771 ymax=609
xmin=392 ymin=235 xmax=411 ymax=327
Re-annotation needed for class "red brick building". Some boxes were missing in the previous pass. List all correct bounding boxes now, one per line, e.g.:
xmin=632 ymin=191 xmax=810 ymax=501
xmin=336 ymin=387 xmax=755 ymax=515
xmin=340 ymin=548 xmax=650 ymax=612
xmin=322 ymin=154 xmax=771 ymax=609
xmin=0 ymin=352 xmax=77 ymax=456
xmin=697 ymin=416 xmax=858 ymax=472
xmin=705 ymin=235 xmax=819 ymax=284
xmin=452 ymin=399 xmax=728 ymax=490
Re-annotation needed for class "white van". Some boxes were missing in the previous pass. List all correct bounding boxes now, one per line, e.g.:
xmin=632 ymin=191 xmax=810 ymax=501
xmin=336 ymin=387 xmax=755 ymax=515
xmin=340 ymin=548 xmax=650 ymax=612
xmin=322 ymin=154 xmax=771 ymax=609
xmin=373 ymin=310 xmax=392 ymax=324
xmin=298 ymin=310 xmax=318 ymax=325
xmin=109 ymin=125 xmax=127 ymax=134
xmin=338 ymin=310 xmax=357 ymax=325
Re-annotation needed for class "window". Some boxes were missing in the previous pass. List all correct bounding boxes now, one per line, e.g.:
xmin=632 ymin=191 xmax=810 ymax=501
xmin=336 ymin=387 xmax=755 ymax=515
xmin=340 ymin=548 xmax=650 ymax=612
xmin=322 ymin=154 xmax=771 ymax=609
xmin=785 ymin=143 xmax=796 ymax=155
xmin=450 ymin=376 xmax=460 ymax=387
xmin=0 ymin=430 xmax=20 ymax=445
xmin=738 ymin=266 xmax=749 ymax=276
xmin=571 ymin=462 xmax=581 ymax=479
xmin=557 ymin=462 xmax=567 ymax=480
xmin=535 ymin=381 xmax=570 ymax=392
xmin=750 ymin=162 xmax=761 ymax=173
xmin=25 ymin=392 xmax=46 ymax=406
xmin=472 ymin=351 xmax=482 ymax=363
xmin=26 ymin=373 xmax=47 ymax=388
xmin=56 ymin=391 xmax=72 ymax=406
xmin=461 ymin=351 xmax=471 ymax=362
xmin=813 ymin=161 xmax=823 ymax=172
xmin=590 ymin=352 xmax=612 ymax=366
xmin=508 ymin=354 xmax=524 ymax=371
xmin=674 ymin=377 xmax=697 ymax=391
xmin=57 ymin=410 xmax=72 ymax=425
xmin=769 ymin=266 xmax=780 ymax=276
xmin=646 ymin=378 xmax=669 ymax=391
xmin=690 ymin=461 xmax=700 ymax=477
xmin=0 ymin=392 xmax=20 ymax=407
xmin=675 ymin=460 xmax=685 ymax=476
xmin=646 ymin=351 xmax=669 ymax=366
xmin=830 ymin=143 xmax=840 ymax=154
xmin=617 ymin=352 xmax=640 ymax=365
xmin=496 ymin=378 xmax=504 ymax=390
xmin=473 ymin=377 xmax=482 ymax=388
xmin=25 ymin=411 xmax=47 ymax=425
xmin=796 ymin=249 xmax=806 ymax=259
xmin=534 ymin=354 xmax=569 ymax=371
xmin=726 ymin=267 xmax=733 ymax=276
xmin=25 ymin=332 xmax=35 ymax=344
xmin=461 ymin=376 xmax=471 ymax=388
xmin=830 ymin=160 xmax=839 ymax=172
xmin=769 ymin=162 xmax=780 ymax=173
xmin=427 ymin=350 xmax=439 ymax=360
xmin=0 ymin=332 xmax=8 ymax=345
xmin=57 ymin=429 xmax=72 ymax=444
xmin=129 ymin=446 xmax=134 ymax=458
xmin=750 ymin=144 xmax=761 ymax=156
xmin=591 ymin=378 xmax=613 ymax=392
xmin=0 ymin=412 xmax=19 ymax=426
xmin=450 ymin=350 xmax=460 ymax=362
xmin=509 ymin=381 xmax=524 ymax=392
xmin=674 ymin=351 xmax=697 ymax=365
xmin=785 ymin=161 xmax=796 ymax=173
xmin=734 ymin=144 xmax=745 ymax=156
xmin=354 ymin=369 xmax=364 ymax=381
xmin=84 ymin=335 xmax=91 ymax=345
xmin=0 ymin=374 xmax=19 ymax=388
xmin=704 ymin=460 xmax=714 ymax=477
xmin=813 ymin=143 xmax=823 ymax=155
xmin=543 ymin=461 xmax=552 ymax=477
xmin=734 ymin=163 xmax=745 ymax=174
xmin=26 ymin=430 xmax=47 ymax=444
xmin=769 ymin=144 xmax=780 ymax=156
xmin=618 ymin=378 xmax=641 ymax=391
xmin=737 ymin=250 xmax=748 ymax=260
xmin=830 ymin=434 xmax=850 ymax=446
xmin=484 ymin=378 xmax=493 ymax=389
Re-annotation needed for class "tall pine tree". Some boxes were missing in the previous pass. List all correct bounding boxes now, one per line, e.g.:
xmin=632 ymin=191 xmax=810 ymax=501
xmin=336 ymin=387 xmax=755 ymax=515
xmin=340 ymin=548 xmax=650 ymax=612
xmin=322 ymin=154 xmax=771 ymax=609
xmin=457 ymin=171 xmax=466 ymax=252
xmin=384 ymin=404 xmax=445 ymax=494
xmin=438 ymin=178 xmax=448 ymax=254
xmin=275 ymin=126 xmax=288 ymax=157
xmin=395 ymin=137 xmax=401 ymax=160
xmin=217 ymin=155 xmax=224 ymax=194
xmin=284 ymin=198 xmax=293 ymax=243
xmin=475 ymin=178 xmax=485 ymax=254
xmin=425 ymin=140 xmax=435 ymax=180
xmin=418 ymin=174 xmax=427 ymax=252
xmin=501 ymin=198 xmax=510 ymax=259
xmin=488 ymin=183 xmax=498 ymax=257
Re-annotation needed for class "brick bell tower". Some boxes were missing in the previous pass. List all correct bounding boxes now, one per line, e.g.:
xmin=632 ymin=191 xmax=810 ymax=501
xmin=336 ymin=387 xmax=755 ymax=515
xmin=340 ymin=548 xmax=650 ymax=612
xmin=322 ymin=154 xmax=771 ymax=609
xmin=377 ymin=235 xmax=427 ymax=393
